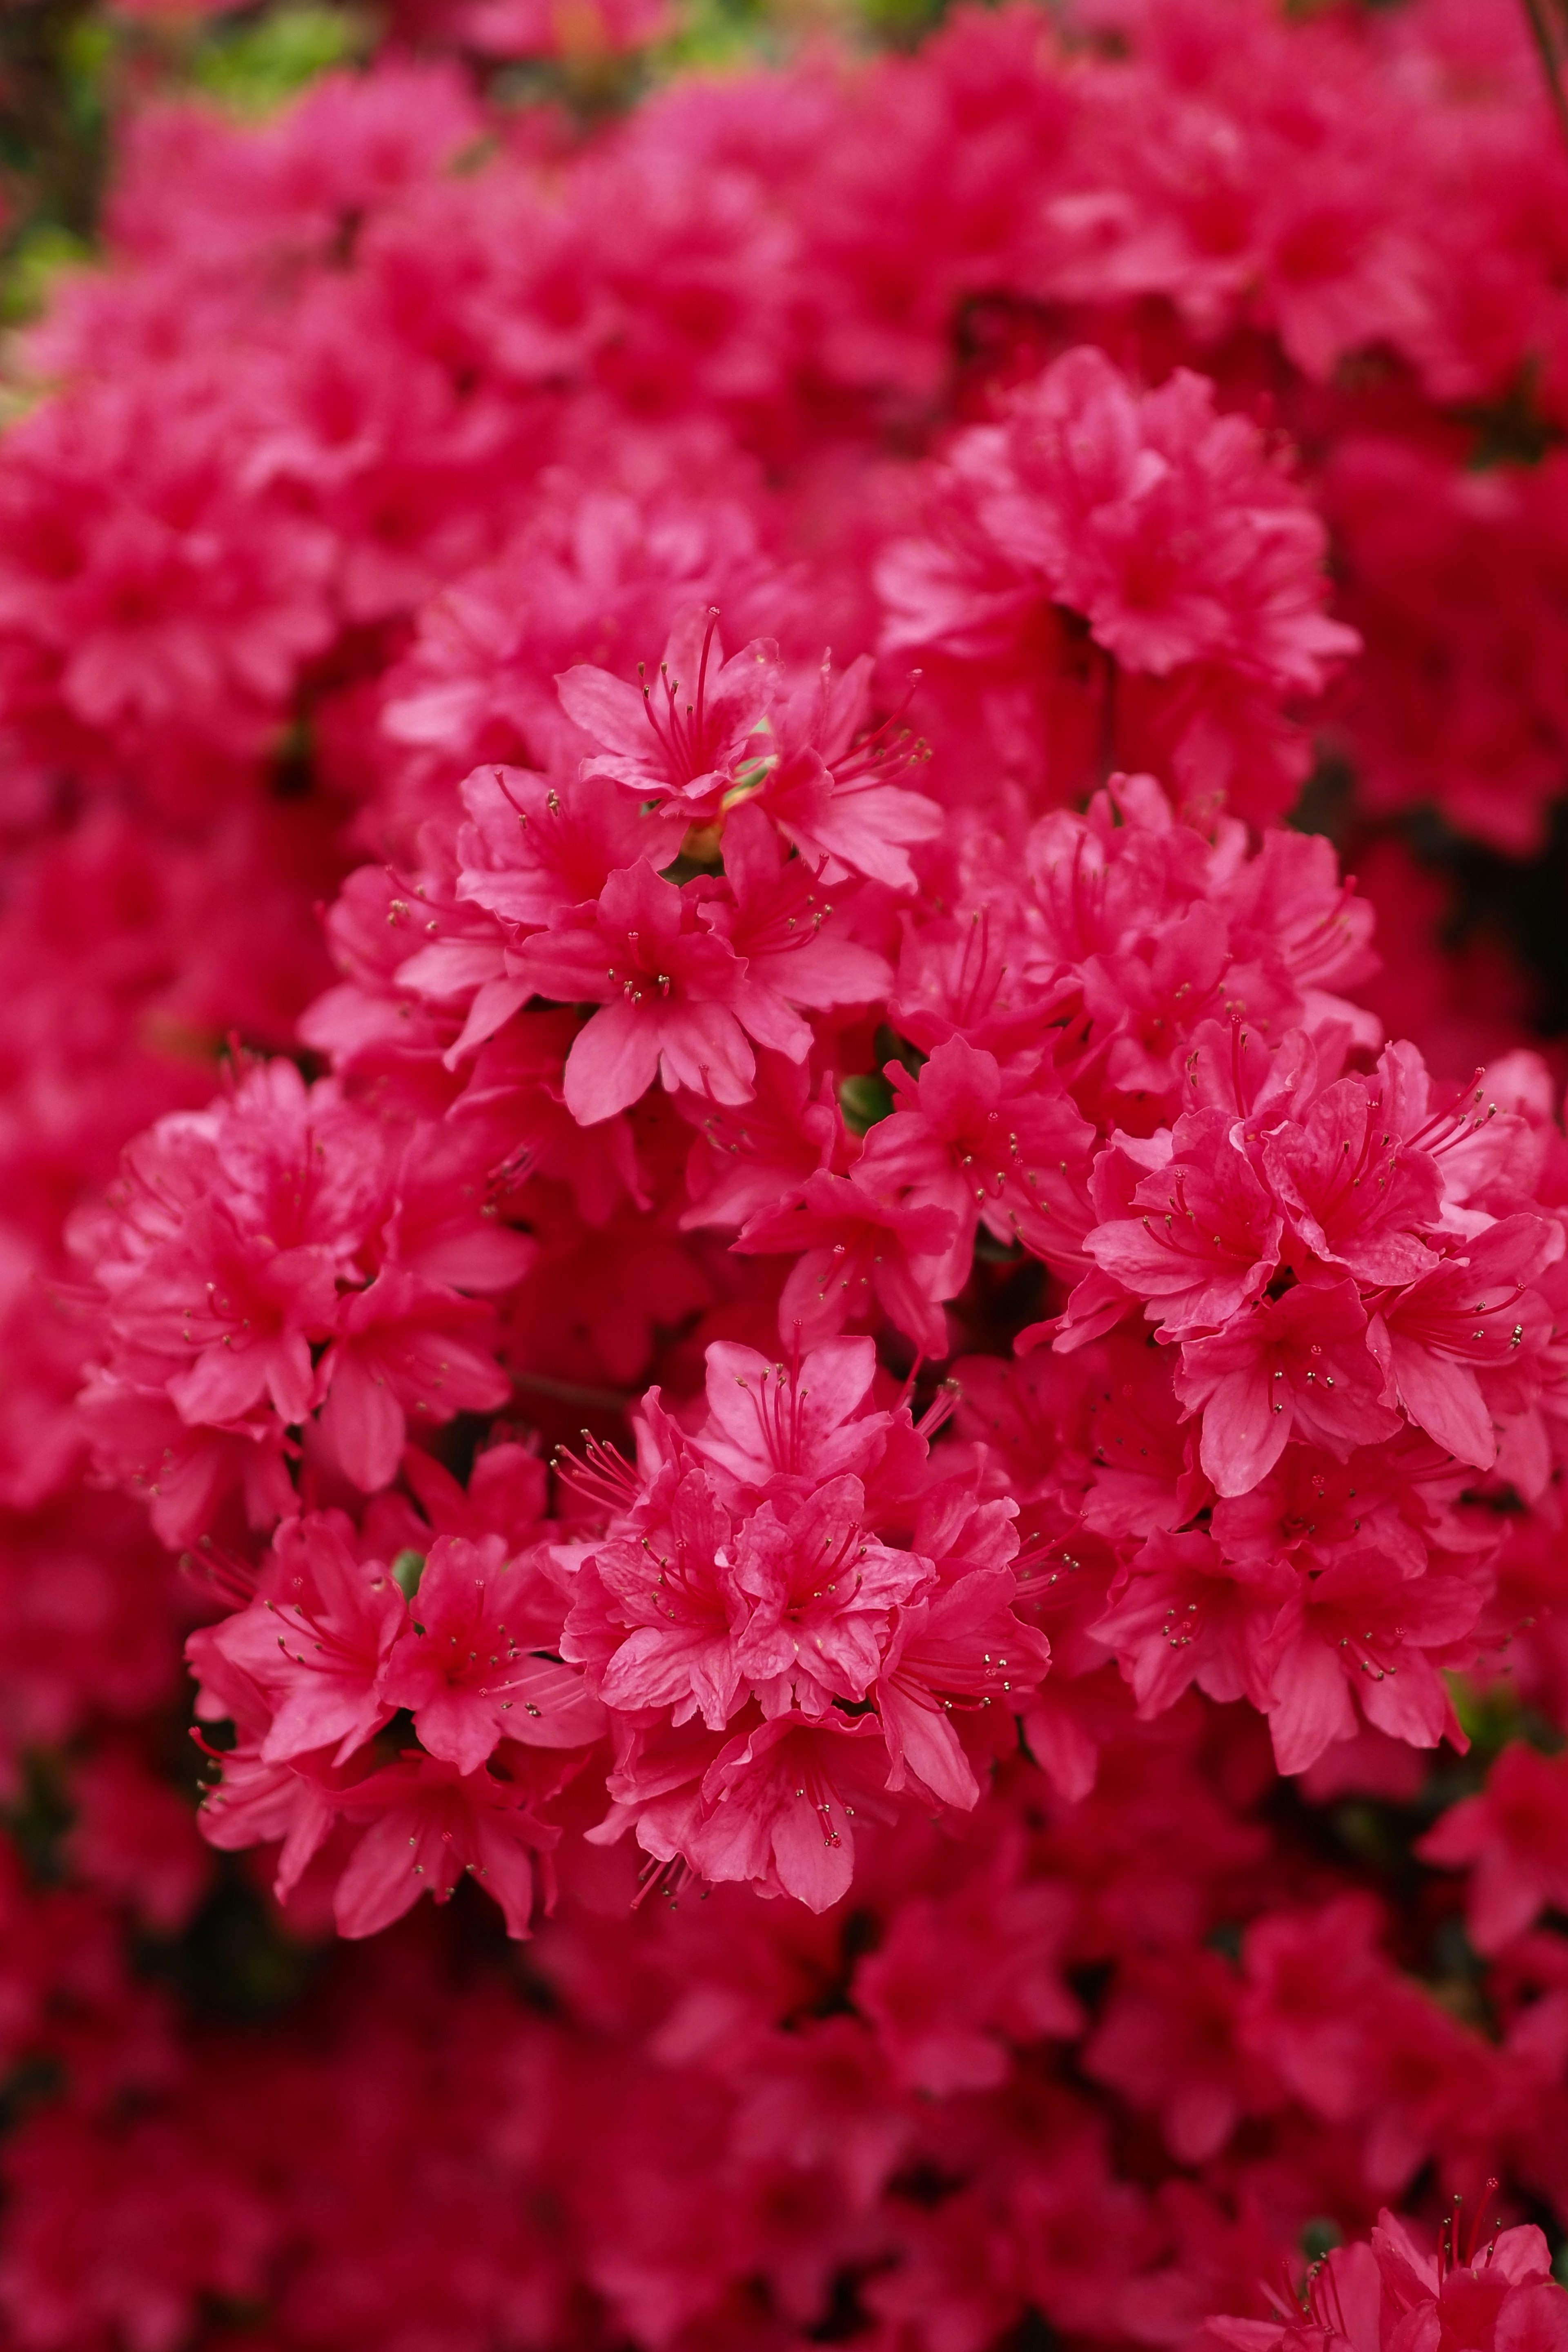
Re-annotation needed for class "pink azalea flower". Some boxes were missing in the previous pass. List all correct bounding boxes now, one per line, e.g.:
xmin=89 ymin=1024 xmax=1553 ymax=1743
xmin=454 ymin=762 xmax=685 ymax=936
xmin=737 ymin=1169 xmax=958 ymax=1357
xmin=682 ymin=1711 xmax=898 ymax=1911
xmin=760 ymin=653 xmax=943 ymax=892
xmin=862 ymin=1033 xmax=1097 ymax=1294
xmin=378 ymin=1532 xmax=604 ymax=1773
xmin=1370 ymin=2209 xmax=1568 ymax=2352
xmin=1090 ymin=1528 xmax=1289 ymax=1719
xmin=1259 ymin=1550 xmax=1481 ymax=1776
xmin=563 ymin=1467 xmax=753 ymax=1731
xmin=698 ymin=804 xmax=891 ymax=1022
xmin=675 ymin=1047 xmax=844 ymax=1234
xmin=1082 ymin=1109 xmax=1284 ymax=1342
xmin=120 ymin=1200 xmax=339 ymax=1431
xmin=1084 ymin=1946 xmax=1280 ymax=2164
xmin=854 ymin=1847 xmax=1080 ymax=2095
xmin=1370 ymin=1215 xmax=1559 ymax=1471
xmin=333 ymin=1752 xmax=557 ymax=1939
xmin=316 ymin=1270 xmax=511 ymax=1493
xmin=516 ymin=859 xmax=793 ymax=1123
xmin=203 ymin=1512 xmax=406 ymax=1767
xmin=692 ymin=1336 xmax=894 ymax=1495
xmin=1205 ymin=2239 xmax=1383 ymax=2352
xmin=875 ymin=1562 xmax=1051 ymax=1807
xmin=1174 ymin=1277 xmax=1401 ymax=1497
xmin=555 ymin=606 xmax=777 ymax=817
xmin=1263 ymin=1072 xmax=1444 ymax=1287
xmin=1419 ymin=1742 xmax=1568 ymax=1954
xmin=730 ymin=1474 xmax=931 ymax=1717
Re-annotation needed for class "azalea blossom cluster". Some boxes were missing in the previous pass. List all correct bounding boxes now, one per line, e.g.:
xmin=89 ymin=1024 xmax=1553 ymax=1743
xmin=5 ymin=0 xmax=1568 ymax=2345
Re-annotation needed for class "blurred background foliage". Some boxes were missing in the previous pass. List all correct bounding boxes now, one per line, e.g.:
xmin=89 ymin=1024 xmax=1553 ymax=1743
xmin=0 ymin=2 xmax=366 ymax=316
xmin=0 ymin=0 xmax=940 ymax=331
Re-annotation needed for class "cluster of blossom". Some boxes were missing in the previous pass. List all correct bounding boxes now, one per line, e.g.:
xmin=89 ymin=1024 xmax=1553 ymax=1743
xmin=1 ymin=0 xmax=1568 ymax=2345
xmin=84 ymin=730 xmax=1508 ymax=1921
xmin=6 ymin=1717 xmax=1568 ymax=2352
xmin=4 ymin=0 xmax=1568 ymax=857
xmin=1209 ymin=2203 xmax=1568 ymax=2352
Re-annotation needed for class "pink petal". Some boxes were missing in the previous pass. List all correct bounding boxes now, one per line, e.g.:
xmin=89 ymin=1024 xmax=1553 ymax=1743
xmin=563 ymin=1000 xmax=663 ymax=1124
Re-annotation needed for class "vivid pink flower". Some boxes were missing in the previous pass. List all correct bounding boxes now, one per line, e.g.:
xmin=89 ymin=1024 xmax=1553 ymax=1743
xmin=317 ymin=1271 xmax=511 ymax=1493
xmin=65 ymin=1741 xmax=211 ymax=1935
xmin=875 ymin=1561 xmax=1051 ymax=1808
xmin=76 ymin=1372 xmax=296 ymax=1549
xmin=377 ymin=1532 xmax=604 ymax=1772
xmin=1259 ymin=1551 xmax=1481 ymax=1775
xmin=399 ymin=1438 xmax=548 ymax=1547
xmin=681 ymin=1711 xmax=898 ymax=1911
xmin=676 ymin=1047 xmax=844 ymax=1234
xmin=690 ymin=1336 xmax=895 ymax=1496
xmin=113 ymin=1198 xmax=338 ymax=1431
xmin=1174 ymin=1278 xmax=1401 ymax=1497
xmin=1089 ymin=1528 xmax=1287 ymax=1719
xmin=1262 ymin=1071 xmax=1444 ymax=1287
xmin=454 ymin=762 xmax=685 ymax=938
xmin=729 ymin=2016 xmax=912 ymax=2212
xmin=730 ymin=1474 xmax=931 ymax=1717
xmin=854 ymin=1847 xmax=1081 ymax=2094
xmin=1206 ymin=2211 xmax=1568 ymax=2352
xmin=760 ymin=654 xmax=943 ymax=891
xmin=456 ymin=1011 xmax=646 ymax=1225
xmin=200 ymin=1512 xmax=406 ymax=1767
xmin=1419 ymin=1742 xmax=1568 ymax=1954
xmin=1205 ymin=2240 xmax=1383 ymax=2352
xmin=1236 ymin=1893 xmax=1388 ymax=2121
xmin=23 ymin=15 xmax=1568 ymax=2324
xmin=516 ymin=859 xmax=797 ymax=1123
xmin=555 ymin=606 xmax=777 ymax=817
xmin=697 ymin=804 xmax=891 ymax=1021
xmin=334 ymin=1752 xmax=556 ymax=1938
xmin=1370 ymin=1216 xmax=1559 ymax=1472
xmin=862 ymin=1033 xmax=1097 ymax=1293
xmin=563 ymin=1468 xmax=753 ymax=1731
xmin=1084 ymin=1947 xmax=1279 ymax=2164
xmin=1370 ymin=2209 xmax=1568 ymax=2352
xmin=878 ymin=348 xmax=1356 ymax=820
xmin=737 ymin=1170 xmax=958 ymax=1356
xmin=1080 ymin=1109 xmax=1284 ymax=1342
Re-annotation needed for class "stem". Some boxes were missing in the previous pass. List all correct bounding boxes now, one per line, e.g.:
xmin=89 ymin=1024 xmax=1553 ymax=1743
xmin=1520 ymin=0 xmax=1568 ymax=154
xmin=510 ymin=1370 xmax=637 ymax=1414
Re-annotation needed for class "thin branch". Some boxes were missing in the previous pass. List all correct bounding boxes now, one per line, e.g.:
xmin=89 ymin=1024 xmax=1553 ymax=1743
xmin=1520 ymin=0 xmax=1568 ymax=154
xmin=510 ymin=1369 xmax=638 ymax=1414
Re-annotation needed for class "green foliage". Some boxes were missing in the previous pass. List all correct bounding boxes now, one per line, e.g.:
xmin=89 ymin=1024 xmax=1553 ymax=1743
xmin=840 ymin=1071 xmax=895 ymax=1134
xmin=0 ymin=0 xmax=111 ymax=249
xmin=1449 ymin=1672 xmax=1567 ymax=1764
xmin=391 ymin=1548 xmax=427 ymax=1600
xmin=0 ymin=1750 xmax=75 ymax=1887
xmin=190 ymin=4 xmax=368 ymax=112
xmin=0 ymin=220 xmax=90 ymax=326
xmin=653 ymin=0 xmax=782 ymax=73
xmin=148 ymin=1855 xmax=322 ymax=2022
xmin=1300 ymin=2218 xmax=1344 ymax=2264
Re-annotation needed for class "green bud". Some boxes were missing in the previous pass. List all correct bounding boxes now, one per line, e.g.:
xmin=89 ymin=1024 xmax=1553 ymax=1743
xmin=391 ymin=1549 xmax=426 ymax=1601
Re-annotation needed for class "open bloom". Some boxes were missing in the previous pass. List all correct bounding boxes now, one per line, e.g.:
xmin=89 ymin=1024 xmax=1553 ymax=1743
xmin=517 ymin=859 xmax=805 ymax=1122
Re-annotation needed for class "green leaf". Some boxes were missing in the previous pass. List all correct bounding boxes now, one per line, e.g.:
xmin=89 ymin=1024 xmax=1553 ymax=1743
xmin=192 ymin=7 xmax=366 ymax=115
xmin=839 ymin=1071 xmax=894 ymax=1134
xmin=0 ymin=222 xmax=90 ymax=326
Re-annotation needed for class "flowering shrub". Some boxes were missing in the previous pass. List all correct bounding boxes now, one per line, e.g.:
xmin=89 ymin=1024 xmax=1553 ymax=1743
xmin=5 ymin=1 xmax=1568 ymax=2347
